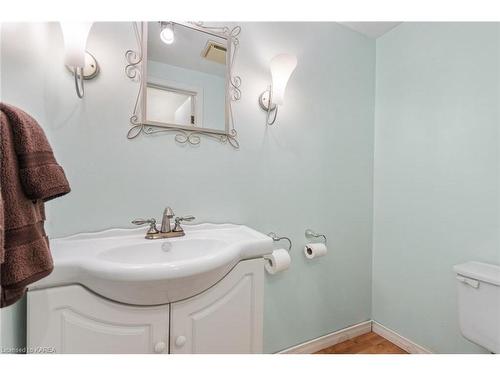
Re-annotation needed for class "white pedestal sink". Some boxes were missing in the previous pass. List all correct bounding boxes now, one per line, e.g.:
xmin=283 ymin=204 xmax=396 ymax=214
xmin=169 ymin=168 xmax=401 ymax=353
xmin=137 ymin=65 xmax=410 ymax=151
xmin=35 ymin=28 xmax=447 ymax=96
xmin=30 ymin=223 xmax=274 ymax=305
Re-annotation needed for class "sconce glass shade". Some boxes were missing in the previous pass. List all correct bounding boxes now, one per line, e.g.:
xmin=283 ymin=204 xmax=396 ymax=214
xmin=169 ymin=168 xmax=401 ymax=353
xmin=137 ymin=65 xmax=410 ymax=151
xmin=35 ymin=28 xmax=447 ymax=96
xmin=60 ymin=22 xmax=93 ymax=67
xmin=160 ymin=22 xmax=175 ymax=45
xmin=270 ymin=53 xmax=297 ymax=106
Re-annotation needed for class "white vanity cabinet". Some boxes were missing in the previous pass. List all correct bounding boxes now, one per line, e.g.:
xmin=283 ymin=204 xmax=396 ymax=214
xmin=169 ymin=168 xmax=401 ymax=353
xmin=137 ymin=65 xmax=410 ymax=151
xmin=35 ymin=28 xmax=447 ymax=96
xmin=170 ymin=258 xmax=264 ymax=353
xmin=27 ymin=258 xmax=264 ymax=354
xmin=27 ymin=284 xmax=170 ymax=354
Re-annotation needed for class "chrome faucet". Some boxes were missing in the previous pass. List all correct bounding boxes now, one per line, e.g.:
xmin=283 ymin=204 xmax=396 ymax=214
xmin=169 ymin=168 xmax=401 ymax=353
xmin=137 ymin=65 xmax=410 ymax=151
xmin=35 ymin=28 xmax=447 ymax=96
xmin=133 ymin=207 xmax=195 ymax=239
xmin=161 ymin=207 xmax=175 ymax=233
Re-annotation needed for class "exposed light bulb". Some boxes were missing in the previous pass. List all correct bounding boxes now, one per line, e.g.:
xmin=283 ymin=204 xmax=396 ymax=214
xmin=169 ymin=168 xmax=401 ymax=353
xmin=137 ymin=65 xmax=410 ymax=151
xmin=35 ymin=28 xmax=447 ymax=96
xmin=160 ymin=22 xmax=174 ymax=45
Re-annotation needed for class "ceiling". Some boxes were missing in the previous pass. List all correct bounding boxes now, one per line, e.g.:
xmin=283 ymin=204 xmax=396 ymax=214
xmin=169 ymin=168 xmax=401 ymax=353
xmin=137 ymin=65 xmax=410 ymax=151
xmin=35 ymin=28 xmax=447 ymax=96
xmin=339 ymin=22 xmax=402 ymax=38
xmin=147 ymin=22 xmax=227 ymax=78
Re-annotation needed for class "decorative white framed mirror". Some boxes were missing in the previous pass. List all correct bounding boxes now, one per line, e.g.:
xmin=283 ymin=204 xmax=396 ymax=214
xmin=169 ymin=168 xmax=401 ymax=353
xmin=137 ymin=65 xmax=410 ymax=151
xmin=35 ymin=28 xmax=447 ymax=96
xmin=125 ymin=22 xmax=241 ymax=148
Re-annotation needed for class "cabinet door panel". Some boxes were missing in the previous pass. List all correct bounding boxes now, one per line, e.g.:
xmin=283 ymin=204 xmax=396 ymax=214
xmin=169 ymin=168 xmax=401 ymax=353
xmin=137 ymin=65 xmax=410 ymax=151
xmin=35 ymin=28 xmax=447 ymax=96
xmin=170 ymin=259 xmax=264 ymax=354
xmin=27 ymin=285 xmax=169 ymax=354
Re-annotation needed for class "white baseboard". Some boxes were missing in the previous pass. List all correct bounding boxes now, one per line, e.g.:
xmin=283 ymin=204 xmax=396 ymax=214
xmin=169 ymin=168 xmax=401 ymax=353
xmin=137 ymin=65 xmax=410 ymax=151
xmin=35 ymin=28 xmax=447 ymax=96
xmin=278 ymin=320 xmax=433 ymax=354
xmin=372 ymin=321 xmax=432 ymax=354
xmin=278 ymin=321 xmax=372 ymax=354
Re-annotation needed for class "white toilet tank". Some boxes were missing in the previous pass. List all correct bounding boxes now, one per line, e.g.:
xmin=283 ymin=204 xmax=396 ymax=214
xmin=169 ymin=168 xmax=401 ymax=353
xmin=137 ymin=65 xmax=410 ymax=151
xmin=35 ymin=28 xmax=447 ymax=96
xmin=454 ymin=261 xmax=500 ymax=353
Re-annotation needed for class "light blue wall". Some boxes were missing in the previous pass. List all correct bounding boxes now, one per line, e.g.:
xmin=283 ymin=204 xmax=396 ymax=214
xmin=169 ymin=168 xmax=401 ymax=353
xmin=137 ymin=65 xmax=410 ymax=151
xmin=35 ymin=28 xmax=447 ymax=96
xmin=0 ymin=22 xmax=375 ymax=353
xmin=373 ymin=22 xmax=500 ymax=353
xmin=3 ymin=21 xmax=498 ymax=355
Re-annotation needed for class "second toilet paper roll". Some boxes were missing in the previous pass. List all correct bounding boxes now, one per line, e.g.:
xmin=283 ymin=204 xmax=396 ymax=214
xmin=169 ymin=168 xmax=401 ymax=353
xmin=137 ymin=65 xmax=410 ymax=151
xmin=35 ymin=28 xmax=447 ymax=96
xmin=264 ymin=248 xmax=291 ymax=274
xmin=304 ymin=243 xmax=327 ymax=259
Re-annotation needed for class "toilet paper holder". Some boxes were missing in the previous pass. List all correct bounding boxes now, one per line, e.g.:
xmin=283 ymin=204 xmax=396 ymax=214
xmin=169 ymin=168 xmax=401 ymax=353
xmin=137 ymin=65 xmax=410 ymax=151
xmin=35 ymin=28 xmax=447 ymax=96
xmin=267 ymin=232 xmax=292 ymax=252
xmin=305 ymin=229 xmax=327 ymax=244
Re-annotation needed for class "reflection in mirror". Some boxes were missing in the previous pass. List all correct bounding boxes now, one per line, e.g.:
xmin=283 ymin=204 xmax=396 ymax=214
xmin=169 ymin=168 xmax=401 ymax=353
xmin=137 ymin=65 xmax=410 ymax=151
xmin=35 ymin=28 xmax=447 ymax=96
xmin=146 ymin=84 xmax=195 ymax=126
xmin=146 ymin=22 xmax=227 ymax=132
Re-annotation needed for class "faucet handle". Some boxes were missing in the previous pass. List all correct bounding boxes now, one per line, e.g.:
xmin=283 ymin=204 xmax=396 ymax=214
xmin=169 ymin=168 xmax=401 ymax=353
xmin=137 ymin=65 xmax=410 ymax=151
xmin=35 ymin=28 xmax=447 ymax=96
xmin=132 ymin=218 xmax=155 ymax=225
xmin=132 ymin=218 xmax=159 ymax=234
xmin=173 ymin=215 xmax=195 ymax=232
xmin=176 ymin=215 xmax=195 ymax=223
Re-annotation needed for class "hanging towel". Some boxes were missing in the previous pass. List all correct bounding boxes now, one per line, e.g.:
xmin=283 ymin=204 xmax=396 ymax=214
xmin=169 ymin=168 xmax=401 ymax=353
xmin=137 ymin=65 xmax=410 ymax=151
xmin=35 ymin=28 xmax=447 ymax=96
xmin=0 ymin=191 xmax=4 ymax=265
xmin=0 ymin=103 xmax=71 ymax=308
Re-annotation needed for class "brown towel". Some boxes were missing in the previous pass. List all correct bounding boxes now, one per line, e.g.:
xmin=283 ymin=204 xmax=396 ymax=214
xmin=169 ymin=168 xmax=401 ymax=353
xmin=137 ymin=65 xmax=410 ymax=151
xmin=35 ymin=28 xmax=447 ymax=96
xmin=0 ymin=103 xmax=71 ymax=308
xmin=0 ymin=191 xmax=4 ymax=265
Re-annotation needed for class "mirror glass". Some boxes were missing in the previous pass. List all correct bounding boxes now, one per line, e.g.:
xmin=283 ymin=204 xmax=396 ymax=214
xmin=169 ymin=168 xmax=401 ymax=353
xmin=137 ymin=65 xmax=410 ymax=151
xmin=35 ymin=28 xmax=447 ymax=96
xmin=146 ymin=22 xmax=227 ymax=132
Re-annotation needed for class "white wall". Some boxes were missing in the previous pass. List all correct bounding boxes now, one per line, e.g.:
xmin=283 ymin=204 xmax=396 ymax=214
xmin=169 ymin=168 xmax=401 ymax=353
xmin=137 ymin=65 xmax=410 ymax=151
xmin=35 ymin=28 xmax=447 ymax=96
xmin=373 ymin=22 xmax=500 ymax=353
xmin=0 ymin=22 xmax=375 ymax=353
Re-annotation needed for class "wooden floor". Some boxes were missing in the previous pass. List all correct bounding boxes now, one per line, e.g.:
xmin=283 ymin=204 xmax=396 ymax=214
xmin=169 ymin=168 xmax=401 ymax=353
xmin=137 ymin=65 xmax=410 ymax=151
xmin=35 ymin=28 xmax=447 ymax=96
xmin=314 ymin=332 xmax=408 ymax=354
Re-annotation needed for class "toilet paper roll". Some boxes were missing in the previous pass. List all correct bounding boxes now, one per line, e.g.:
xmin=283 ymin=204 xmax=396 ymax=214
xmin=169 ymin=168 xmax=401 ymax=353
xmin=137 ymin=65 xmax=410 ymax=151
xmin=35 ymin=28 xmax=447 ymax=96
xmin=264 ymin=249 xmax=291 ymax=274
xmin=304 ymin=243 xmax=327 ymax=259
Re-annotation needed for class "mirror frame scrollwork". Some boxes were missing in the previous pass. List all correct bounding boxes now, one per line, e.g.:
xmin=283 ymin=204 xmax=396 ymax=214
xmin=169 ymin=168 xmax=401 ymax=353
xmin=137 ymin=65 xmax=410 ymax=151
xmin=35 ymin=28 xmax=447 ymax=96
xmin=125 ymin=22 xmax=241 ymax=149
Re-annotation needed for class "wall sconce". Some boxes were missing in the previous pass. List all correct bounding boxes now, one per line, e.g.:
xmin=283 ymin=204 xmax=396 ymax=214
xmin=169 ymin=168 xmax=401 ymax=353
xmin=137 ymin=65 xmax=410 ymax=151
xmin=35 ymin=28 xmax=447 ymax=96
xmin=258 ymin=53 xmax=297 ymax=126
xmin=60 ymin=22 xmax=99 ymax=99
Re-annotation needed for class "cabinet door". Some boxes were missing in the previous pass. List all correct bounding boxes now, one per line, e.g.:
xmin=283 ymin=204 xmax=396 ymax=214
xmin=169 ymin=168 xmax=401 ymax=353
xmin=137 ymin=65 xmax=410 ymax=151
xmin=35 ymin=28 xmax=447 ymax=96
xmin=170 ymin=258 xmax=264 ymax=354
xmin=27 ymin=285 xmax=169 ymax=354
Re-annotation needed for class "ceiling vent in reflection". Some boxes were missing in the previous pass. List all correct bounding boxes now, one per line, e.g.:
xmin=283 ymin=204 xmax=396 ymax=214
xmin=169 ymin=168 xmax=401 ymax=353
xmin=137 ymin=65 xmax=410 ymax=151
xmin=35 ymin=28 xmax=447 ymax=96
xmin=202 ymin=41 xmax=227 ymax=64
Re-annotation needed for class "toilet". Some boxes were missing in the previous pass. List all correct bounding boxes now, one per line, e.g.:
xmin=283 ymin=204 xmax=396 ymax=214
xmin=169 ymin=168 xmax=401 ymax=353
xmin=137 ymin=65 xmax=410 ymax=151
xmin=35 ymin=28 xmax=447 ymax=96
xmin=454 ymin=261 xmax=500 ymax=353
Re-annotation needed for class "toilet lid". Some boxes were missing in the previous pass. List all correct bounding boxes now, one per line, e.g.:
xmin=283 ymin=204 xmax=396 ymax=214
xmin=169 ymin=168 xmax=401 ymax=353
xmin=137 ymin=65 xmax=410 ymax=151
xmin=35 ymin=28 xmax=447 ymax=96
xmin=454 ymin=261 xmax=500 ymax=286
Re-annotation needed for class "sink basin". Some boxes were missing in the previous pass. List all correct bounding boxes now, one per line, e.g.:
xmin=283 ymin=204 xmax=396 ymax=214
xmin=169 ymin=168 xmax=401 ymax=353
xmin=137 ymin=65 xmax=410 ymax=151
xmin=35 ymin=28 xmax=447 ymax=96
xmin=98 ymin=239 xmax=228 ymax=265
xmin=30 ymin=223 xmax=273 ymax=305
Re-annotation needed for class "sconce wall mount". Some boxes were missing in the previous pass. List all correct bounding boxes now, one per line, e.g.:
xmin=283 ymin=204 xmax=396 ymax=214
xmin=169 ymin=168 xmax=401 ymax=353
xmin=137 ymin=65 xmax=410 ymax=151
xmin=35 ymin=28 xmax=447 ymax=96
xmin=258 ymin=89 xmax=276 ymax=112
xmin=259 ymin=53 xmax=297 ymax=126
xmin=60 ymin=22 xmax=99 ymax=99
xmin=65 ymin=51 xmax=99 ymax=80
xmin=259 ymin=87 xmax=278 ymax=125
